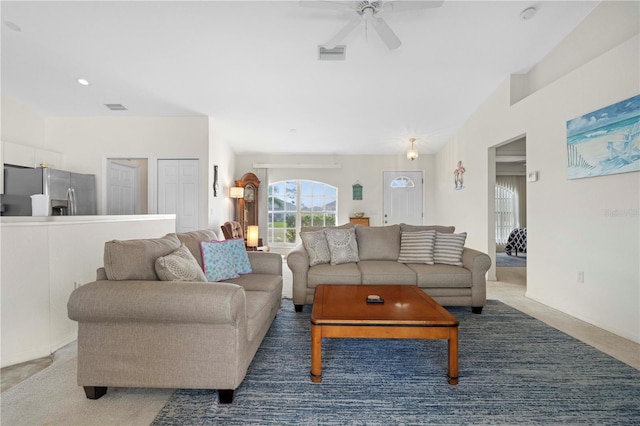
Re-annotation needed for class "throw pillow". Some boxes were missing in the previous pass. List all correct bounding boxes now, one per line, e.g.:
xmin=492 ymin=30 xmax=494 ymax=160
xmin=397 ymin=230 xmax=436 ymax=264
xmin=356 ymin=224 xmax=401 ymax=261
xmin=103 ymin=233 xmax=181 ymax=281
xmin=200 ymin=240 xmax=241 ymax=282
xmin=324 ymin=227 xmax=359 ymax=265
xmin=300 ymin=230 xmax=331 ymax=266
xmin=433 ymin=231 xmax=467 ymax=266
xmin=155 ymin=244 xmax=207 ymax=282
xmin=224 ymin=238 xmax=253 ymax=275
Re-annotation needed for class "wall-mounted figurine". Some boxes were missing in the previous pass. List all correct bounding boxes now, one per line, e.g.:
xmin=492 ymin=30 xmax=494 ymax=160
xmin=454 ymin=161 xmax=465 ymax=190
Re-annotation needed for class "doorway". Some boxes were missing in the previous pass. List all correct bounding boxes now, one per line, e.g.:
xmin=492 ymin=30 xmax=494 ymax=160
xmin=490 ymin=137 xmax=527 ymax=283
xmin=382 ymin=171 xmax=423 ymax=225
xmin=106 ymin=158 xmax=148 ymax=214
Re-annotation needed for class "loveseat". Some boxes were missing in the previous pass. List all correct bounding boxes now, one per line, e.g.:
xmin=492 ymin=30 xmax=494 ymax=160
xmin=287 ymin=223 xmax=491 ymax=313
xmin=67 ymin=229 xmax=282 ymax=404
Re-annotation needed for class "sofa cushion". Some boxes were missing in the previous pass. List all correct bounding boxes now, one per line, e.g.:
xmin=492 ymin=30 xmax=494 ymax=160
xmin=301 ymin=222 xmax=354 ymax=233
xmin=245 ymin=291 xmax=276 ymax=342
xmin=175 ymin=229 xmax=218 ymax=269
xmin=324 ymin=227 xmax=360 ymax=265
xmin=397 ymin=230 xmax=436 ymax=264
xmin=358 ymin=260 xmax=416 ymax=285
xmin=355 ymin=224 xmax=400 ymax=261
xmin=300 ymin=229 xmax=331 ymax=266
xmin=104 ymin=233 xmax=181 ymax=281
xmin=434 ymin=232 xmax=467 ymax=266
xmin=226 ymin=273 xmax=283 ymax=293
xmin=155 ymin=244 xmax=207 ymax=282
xmin=200 ymin=240 xmax=241 ymax=282
xmin=307 ymin=263 xmax=361 ymax=287
xmin=400 ymin=224 xmax=455 ymax=234
xmin=408 ymin=263 xmax=472 ymax=288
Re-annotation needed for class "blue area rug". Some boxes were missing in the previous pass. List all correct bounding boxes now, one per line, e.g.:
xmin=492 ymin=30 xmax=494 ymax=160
xmin=152 ymin=301 xmax=640 ymax=425
xmin=496 ymin=252 xmax=527 ymax=267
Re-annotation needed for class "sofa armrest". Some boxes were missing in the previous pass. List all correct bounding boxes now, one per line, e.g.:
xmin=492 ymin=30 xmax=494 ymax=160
xmin=462 ymin=247 xmax=492 ymax=308
xmin=68 ymin=280 xmax=245 ymax=325
xmin=247 ymin=252 xmax=282 ymax=276
xmin=286 ymin=243 xmax=310 ymax=305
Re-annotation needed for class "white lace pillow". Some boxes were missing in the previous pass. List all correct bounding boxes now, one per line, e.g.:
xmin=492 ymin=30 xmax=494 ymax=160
xmin=433 ymin=232 xmax=467 ymax=266
xmin=324 ymin=227 xmax=360 ymax=265
xmin=397 ymin=230 xmax=436 ymax=264
xmin=300 ymin=230 xmax=331 ymax=266
xmin=155 ymin=244 xmax=207 ymax=282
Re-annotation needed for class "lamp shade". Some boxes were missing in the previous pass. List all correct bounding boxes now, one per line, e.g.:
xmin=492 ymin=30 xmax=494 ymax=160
xmin=247 ymin=225 xmax=259 ymax=248
xmin=229 ymin=187 xmax=244 ymax=198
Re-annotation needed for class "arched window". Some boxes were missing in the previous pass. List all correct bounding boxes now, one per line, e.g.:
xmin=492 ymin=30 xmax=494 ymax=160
xmin=267 ymin=180 xmax=337 ymax=246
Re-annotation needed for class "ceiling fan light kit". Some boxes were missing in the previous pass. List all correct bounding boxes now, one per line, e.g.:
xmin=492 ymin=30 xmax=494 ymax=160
xmin=302 ymin=0 xmax=444 ymax=51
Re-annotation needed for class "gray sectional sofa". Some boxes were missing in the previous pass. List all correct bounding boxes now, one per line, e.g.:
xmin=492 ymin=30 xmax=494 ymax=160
xmin=67 ymin=229 xmax=282 ymax=404
xmin=287 ymin=223 xmax=491 ymax=313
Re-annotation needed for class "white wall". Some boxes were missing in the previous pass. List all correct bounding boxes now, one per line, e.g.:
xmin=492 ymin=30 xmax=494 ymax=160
xmin=235 ymin=153 xmax=437 ymax=230
xmin=1 ymin=95 xmax=46 ymax=148
xmin=433 ymin=6 xmax=639 ymax=342
xmin=208 ymin=119 xmax=237 ymax=239
xmin=44 ymin=116 xmax=210 ymax=229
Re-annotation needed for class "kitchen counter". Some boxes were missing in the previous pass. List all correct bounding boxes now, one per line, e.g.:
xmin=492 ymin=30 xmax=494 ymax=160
xmin=1 ymin=214 xmax=176 ymax=225
xmin=1 ymin=214 xmax=177 ymax=367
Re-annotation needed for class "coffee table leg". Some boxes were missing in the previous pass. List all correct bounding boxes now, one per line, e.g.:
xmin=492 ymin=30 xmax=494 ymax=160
xmin=310 ymin=324 xmax=322 ymax=383
xmin=448 ymin=326 xmax=459 ymax=385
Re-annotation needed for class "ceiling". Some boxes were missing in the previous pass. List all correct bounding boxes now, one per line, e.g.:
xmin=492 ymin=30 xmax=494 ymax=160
xmin=1 ymin=1 xmax=598 ymax=156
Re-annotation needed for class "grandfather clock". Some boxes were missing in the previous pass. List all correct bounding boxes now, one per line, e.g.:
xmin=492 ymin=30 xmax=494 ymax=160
xmin=235 ymin=172 xmax=260 ymax=238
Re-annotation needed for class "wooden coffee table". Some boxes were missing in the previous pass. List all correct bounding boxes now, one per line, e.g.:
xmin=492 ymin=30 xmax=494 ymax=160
xmin=310 ymin=284 xmax=459 ymax=384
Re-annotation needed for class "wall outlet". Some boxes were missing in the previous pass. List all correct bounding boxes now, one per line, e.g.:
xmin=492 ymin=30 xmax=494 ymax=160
xmin=577 ymin=272 xmax=584 ymax=283
xmin=74 ymin=281 xmax=82 ymax=289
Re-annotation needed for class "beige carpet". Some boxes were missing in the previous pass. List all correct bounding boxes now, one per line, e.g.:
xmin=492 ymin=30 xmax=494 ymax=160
xmin=0 ymin=342 xmax=173 ymax=426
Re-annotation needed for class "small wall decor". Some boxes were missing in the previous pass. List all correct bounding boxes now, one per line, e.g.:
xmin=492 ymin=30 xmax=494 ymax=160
xmin=454 ymin=161 xmax=465 ymax=190
xmin=213 ymin=165 xmax=220 ymax=197
xmin=566 ymin=94 xmax=640 ymax=179
xmin=352 ymin=182 xmax=363 ymax=200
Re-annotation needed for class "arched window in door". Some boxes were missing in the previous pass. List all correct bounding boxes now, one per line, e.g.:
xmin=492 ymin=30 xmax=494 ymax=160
xmin=267 ymin=180 xmax=337 ymax=247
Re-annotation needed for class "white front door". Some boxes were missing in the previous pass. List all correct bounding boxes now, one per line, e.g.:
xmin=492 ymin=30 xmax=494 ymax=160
xmin=157 ymin=159 xmax=199 ymax=232
xmin=107 ymin=160 xmax=138 ymax=214
xmin=382 ymin=171 xmax=423 ymax=225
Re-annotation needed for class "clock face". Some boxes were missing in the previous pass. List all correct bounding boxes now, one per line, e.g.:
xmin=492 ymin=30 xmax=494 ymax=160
xmin=244 ymin=185 xmax=255 ymax=202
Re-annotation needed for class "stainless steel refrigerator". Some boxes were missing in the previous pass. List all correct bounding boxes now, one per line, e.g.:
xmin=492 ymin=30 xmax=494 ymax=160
xmin=2 ymin=166 xmax=97 ymax=216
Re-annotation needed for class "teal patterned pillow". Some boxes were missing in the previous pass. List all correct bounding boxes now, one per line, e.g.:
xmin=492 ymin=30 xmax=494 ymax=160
xmin=225 ymin=238 xmax=253 ymax=275
xmin=200 ymin=241 xmax=240 ymax=282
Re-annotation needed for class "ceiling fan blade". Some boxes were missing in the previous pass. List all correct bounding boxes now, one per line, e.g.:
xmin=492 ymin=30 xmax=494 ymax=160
xmin=300 ymin=1 xmax=360 ymax=11
xmin=370 ymin=16 xmax=401 ymax=50
xmin=383 ymin=0 xmax=444 ymax=12
xmin=323 ymin=17 xmax=362 ymax=49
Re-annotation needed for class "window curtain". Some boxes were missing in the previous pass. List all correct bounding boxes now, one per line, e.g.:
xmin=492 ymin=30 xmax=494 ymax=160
xmin=495 ymin=176 xmax=527 ymax=251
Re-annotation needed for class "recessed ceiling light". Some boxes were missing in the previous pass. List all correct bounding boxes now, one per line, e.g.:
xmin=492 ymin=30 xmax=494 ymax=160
xmin=520 ymin=7 xmax=537 ymax=21
xmin=77 ymin=78 xmax=90 ymax=86
xmin=3 ymin=20 xmax=22 ymax=32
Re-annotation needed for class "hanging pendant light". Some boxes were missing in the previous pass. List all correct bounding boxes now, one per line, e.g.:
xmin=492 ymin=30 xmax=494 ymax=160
xmin=406 ymin=138 xmax=418 ymax=160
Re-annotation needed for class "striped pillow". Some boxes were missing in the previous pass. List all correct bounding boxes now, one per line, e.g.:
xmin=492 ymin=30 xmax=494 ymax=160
xmin=434 ymin=232 xmax=467 ymax=266
xmin=397 ymin=230 xmax=436 ymax=264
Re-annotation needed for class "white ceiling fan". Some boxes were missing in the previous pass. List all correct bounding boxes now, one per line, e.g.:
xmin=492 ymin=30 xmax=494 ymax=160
xmin=301 ymin=0 xmax=444 ymax=50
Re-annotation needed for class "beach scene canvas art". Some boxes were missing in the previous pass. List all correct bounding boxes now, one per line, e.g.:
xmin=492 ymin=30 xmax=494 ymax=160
xmin=566 ymin=94 xmax=640 ymax=179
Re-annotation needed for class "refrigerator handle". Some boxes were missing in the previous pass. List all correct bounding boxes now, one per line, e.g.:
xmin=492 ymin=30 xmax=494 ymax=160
xmin=67 ymin=188 xmax=77 ymax=215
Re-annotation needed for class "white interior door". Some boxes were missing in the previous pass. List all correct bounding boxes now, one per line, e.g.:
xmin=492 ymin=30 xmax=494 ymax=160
xmin=157 ymin=159 xmax=199 ymax=232
xmin=382 ymin=171 xmax=423 ymax=225
xmin=107 ymin=160 xmax=138 ymax=214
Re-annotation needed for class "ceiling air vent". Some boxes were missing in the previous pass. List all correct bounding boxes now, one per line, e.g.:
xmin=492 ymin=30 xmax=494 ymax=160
xmin=105 ymin=103 xmax=127 ymax=111
xmin=318 ymin=45 xmax=346 ymax=61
